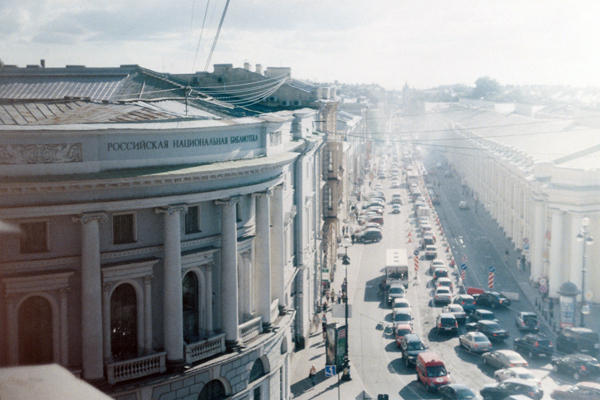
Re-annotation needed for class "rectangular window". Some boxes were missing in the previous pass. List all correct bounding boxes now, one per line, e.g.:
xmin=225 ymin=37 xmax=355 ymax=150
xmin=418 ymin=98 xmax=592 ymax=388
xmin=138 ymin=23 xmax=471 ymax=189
xmin=253 ymin=386 xmax=261 ymax=400
xmin=113 ymin=213 xmax=135 ymax=244
xmin=236 ymin=202 xmax=242 ymax=222
xmin=20 ymin=221 xmax=48 ymax=253
xmin=185 ymin=206 xmax=200 ymax=234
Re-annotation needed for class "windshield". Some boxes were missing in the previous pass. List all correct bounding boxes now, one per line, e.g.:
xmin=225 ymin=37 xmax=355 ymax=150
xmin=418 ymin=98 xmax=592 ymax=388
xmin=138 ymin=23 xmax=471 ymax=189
xmin=523 ymin=315 xmax=537 ymax=323
xmin=390 ymin=287 xmax=404 ymax=294
xmin=426 ymin=365 xmax=447 ymax=377
xmin=480 ymin=313 xmax=495 ymax=320
xmin=408 ymin=341 xmax=425 ymax=351
xmin=437 ymin=288 xmax=450 ymax=294
xmin=474 ymin=336 xmax=489 ymax=342
xmin=396 ymin=328 xmax=411 ymax=336
xmin=395 ymin=314 xmax=411 ymax=322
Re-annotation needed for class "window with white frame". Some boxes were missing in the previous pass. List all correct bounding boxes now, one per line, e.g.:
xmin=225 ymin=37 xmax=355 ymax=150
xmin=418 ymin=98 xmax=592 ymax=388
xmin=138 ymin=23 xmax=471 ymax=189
xmin=20 ymin=221 xmax=48 ymax=253
xmin=113 ymin=213 xmax=135 ymax=244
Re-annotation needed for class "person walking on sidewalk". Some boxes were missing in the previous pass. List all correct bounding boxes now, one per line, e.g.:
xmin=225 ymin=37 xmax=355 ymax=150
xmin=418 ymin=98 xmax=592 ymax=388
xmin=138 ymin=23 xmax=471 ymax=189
xmin=309 ymin=365 xmax=317 ymax=386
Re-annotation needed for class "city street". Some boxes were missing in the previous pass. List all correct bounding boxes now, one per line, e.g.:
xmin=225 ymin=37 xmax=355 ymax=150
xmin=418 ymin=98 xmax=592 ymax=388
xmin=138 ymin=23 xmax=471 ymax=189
xmin=339 ymin=155 xmax=581 ymax=399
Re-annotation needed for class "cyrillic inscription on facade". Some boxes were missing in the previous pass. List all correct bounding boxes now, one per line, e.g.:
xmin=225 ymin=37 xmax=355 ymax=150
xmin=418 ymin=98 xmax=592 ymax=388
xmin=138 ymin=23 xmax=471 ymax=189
xmin=0 ymin=143 xmax=82 ymax=164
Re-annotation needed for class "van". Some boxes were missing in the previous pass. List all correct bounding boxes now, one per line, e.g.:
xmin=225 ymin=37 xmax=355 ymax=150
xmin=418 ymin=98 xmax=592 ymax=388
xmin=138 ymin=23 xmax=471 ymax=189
xmin=557 ymin=327 xmax=600 ymax=355
xmin=416 ymin=351 xmax=450 ymax=391
xmin=425 ymin=245 xmax=437 ymax=260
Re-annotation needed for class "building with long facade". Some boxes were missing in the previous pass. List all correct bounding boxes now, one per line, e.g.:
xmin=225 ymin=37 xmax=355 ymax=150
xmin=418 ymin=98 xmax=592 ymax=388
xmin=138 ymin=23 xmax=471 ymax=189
xmin=0 ymin=64 xmax=328 ymax=400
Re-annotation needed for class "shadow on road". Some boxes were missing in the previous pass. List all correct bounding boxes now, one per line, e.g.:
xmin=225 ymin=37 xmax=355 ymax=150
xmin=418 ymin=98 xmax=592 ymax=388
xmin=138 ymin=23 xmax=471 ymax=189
xmin=426 ymin=327 xmax=457 ymax=343
xmin=387 ymin=358 xmax=414 ymax=376
xmin=398 ymin=380 xmax=438 ymax=400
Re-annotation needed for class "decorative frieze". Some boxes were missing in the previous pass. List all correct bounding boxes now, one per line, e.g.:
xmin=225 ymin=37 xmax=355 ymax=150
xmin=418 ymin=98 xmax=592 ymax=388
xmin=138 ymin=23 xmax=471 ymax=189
xmin=0 ymin=143 xmax=82 ymax=165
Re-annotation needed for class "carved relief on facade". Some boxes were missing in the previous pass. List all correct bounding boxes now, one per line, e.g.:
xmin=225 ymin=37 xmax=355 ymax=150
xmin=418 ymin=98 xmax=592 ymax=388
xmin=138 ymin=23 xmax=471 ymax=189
xmin=0 ymin=143 xmax=82 ymax=164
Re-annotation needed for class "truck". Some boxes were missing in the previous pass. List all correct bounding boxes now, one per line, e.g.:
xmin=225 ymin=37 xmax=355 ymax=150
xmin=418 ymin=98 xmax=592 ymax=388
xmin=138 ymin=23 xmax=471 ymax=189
xmin=383 ymin=249 xmax=410 ymax=304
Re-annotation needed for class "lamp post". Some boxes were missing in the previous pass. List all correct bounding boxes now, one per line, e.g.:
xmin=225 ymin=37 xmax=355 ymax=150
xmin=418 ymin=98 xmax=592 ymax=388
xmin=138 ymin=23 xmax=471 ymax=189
xmin=341 ymin=238 xmax=351 ymax=381
xmin=576 ymin=217 xmax=594 ymax=327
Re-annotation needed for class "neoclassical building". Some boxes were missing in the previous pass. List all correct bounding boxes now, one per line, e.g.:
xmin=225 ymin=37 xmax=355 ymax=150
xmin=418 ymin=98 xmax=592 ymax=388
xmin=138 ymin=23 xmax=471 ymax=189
xmin=0 ymin=64 xmax=326 ymax=400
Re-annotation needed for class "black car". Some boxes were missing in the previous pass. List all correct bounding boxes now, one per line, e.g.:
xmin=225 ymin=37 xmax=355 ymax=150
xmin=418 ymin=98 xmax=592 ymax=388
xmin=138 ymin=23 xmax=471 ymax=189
xmin=515 ymin=312 xmax=539 ymax=332
xmin=480 ymin=379 xmax=543 ymax=400
xmin=354 ymin=228 xmax=382 ymax=244
xmin=399 ymin=333 xmax=427 ymax=367
xmin=514 ymin=334 xmax=553 ymax=359
xmin=557 ymin=327 xmax=600 ymax=356
xmin=477 ymin=320 xmax=509 ymax=342
xmin=476 ymin=291 xmax=511 ymax=308
xmin=439 ymin=384 xmax=478 ymax=400
xmin=552 ymin=353 xmax=600 ymax=380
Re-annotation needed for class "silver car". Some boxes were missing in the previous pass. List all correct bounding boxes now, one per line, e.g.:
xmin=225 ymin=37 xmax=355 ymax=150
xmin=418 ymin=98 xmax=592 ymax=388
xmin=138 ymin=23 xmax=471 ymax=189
xmin=459 ymin=332 xmax=492 ymax=353
xmin=482 ymin=350 xmax=528 ymax=370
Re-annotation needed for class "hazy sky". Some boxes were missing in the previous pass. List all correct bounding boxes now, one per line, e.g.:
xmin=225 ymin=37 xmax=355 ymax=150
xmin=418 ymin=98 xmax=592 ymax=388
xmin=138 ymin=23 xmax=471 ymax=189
xmin=2 ymin=0 xmax=600 ymax=89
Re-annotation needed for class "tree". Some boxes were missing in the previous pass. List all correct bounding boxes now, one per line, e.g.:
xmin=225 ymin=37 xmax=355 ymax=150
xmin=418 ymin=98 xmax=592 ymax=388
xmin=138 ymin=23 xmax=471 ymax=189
xmin=472 ymin=76 xmax=500 ymax=99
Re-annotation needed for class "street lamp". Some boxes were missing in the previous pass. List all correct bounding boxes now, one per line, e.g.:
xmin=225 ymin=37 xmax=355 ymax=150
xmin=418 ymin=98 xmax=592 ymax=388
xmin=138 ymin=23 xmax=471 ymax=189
xmin=341 ymin=238 xmax=351 ymax=381
xmin=576 ymin=217 xmax=594 ymax=327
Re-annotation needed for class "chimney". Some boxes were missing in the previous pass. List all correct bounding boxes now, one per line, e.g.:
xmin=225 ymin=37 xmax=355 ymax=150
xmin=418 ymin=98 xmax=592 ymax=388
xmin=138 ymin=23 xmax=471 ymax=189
xmin=255 ymin=64 xmax=263 ymax=75
xmin=40 ymin=59 xmax=46 ymax=68
xmin=243 ymin=62 xmax=251 ymax=71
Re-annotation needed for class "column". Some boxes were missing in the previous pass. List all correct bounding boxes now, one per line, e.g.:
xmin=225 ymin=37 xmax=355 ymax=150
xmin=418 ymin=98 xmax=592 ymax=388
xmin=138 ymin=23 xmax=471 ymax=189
xmin=530 ymin=199 xmax=546 ymax=281
xmin=102 ymin=284 xmax=112 ymax=361
xmin=155 ymin=205 xmax=186 ymax=364
xmin=255 ymin=190 xmax=272 ymax=328
xmin=271 ymin=185 xmax=285 ymax=306
xmin=6 ymin=296 xmax=18 ymax=365
xmin=204 ymin=265 xmax=214 ymax=334
xmin=143 ymin=276 xmax=153 ymax=352
xmin=548 ymin=209 xmax=564 ymax=298
xmin=215 ymin=198 xmax=240 ymax=347
xmin=568 ymin=214 xmax=583 ymax=300
xmin=74 ymin=212 xmax=106 ymax=380
xmin=59 ymin=288 xmax=69 ymax=365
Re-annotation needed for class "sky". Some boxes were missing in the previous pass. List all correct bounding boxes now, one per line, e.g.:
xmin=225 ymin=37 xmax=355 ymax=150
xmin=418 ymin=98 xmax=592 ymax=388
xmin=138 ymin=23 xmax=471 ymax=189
xmin=2 ymin=0 xmax=600 ymax=89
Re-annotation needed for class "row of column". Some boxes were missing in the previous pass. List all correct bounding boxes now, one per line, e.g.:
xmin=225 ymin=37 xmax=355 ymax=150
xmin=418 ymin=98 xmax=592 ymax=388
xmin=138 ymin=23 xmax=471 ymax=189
xmin=76 ymin=186 xmax=283 ymax=380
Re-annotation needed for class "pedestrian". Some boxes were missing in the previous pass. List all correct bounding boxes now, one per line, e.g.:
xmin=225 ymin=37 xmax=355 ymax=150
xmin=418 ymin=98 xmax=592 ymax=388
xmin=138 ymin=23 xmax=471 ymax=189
xmin=309 ymin=365 xmax=317 ymax=386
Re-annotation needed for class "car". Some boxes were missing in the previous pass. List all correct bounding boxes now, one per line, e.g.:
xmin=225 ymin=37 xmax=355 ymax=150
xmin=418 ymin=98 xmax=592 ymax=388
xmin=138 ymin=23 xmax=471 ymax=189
xmin=436 ymin=277 xmax=454 ymax=292
xmin=434 ymin=287 xmax=452 ymax=305
xmin=421 ymin=223 xmax=433 ymax=236
xmin=556 ymin=327 xmax=600 ymax=356
xmin=439 ymin=384 xmax=479 ymax=400
xmin=363 ymin=200 xmax=385 ymax=209
xmin=436 ymin=313 xmax=459 ymax=335
xmin=482 ymin=350 xmax=528 ymax=370
xmin=476 ymin=291 xmax=511 ymax=308
xmin=480 ymin=379 xmax=543 ymax=400
xmin=453 ymin=295 xmax=477 ymax=314
xmin=425 ymin=245 xmax=438 ymax=260
xmin=416 ymin=351 xmax=451 ymax=392
xmin=459 ymin=201 xmax=469 ymax=210
xmin=551 ymin=381 xmax=600 ymax=400
xmin=442 ymin=304 xmax=467 ymax=325
xmin=477 ymin=320 xmax=509 ymax=342
xmin=399 ymin=333 xmax=427 ymax=367
xmin=354 ymin=228 xmax=382 ymax=244
xmin=387 ymin=284 xmax=405 ymax=305
xmin=391 ymin=180 xmax=401 ymax=188
xmin=391 ymin=204 xmax=401 ymax=214
xmin=362 ymin=222 xmax=383 ymax=232
xmin=515 ymin=312 xmax=539 ymax=332
xmin=459 ymin=332 xmax=493 ymax=353
xmin=393 ymin=310 xmax=413 ymax=327
xmin=366 ymin=205 xmax=384 ymax=215
xmin=366 ymin=215 xmax=384 ymax=226
xmin=421 ymin=234 xmax=435 ymax=248
xmin=551 ymin=353 xmax=600 ymax=380
xmin=395 ymin=323 xmax=413 ymax=346
xmin=392 ymin=298 xmax=411 ymax=314
xmin=514 ymin=334 xmax=553 ymax=359
xmin=494 ymin=367 xmax=540 ymax=386
xmin=471 ymin=309 xmax=497 ymax=322
xmin=430 ymin=260 xmax=447 ymax=274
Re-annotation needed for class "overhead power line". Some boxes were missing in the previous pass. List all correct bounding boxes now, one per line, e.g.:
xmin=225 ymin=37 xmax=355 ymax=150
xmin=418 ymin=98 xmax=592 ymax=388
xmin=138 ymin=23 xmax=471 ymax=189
xmin=191 ymin=0 xmax=211 ymax=73
xmin=204 ymin=0 xmax=231 ymax=72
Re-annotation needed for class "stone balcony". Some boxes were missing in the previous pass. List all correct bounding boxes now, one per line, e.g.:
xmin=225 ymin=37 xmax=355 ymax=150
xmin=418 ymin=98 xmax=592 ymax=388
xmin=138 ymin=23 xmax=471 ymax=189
xmin=184 ymin=333 xmax=226 ymax=365
xmin=106 ymin=352 xmax=166 ymax=385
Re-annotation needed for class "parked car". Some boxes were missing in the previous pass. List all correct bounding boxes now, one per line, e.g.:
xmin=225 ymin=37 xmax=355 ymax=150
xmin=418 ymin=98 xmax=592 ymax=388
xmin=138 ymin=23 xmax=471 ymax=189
xmin=551 ymin=353 xmax=600 ymax=380
xmin=392 ymin=298 xmax=411 ymax=316
xmin=551 ymin=381 xmax=600 ymax=400
xmin=514 ymin=334 xmax=553 ymax=359
xmin=436 ymin=313 xmax=459 ymax=335
xmin=480 ymin=379 xmax=543 ymax=400
xmin=416 ymin=351 xmax=451 ymax=392
xmin=434 ymin=287 xmax=452 ymax=306
xmin=476 ymin=291 xmax=511 ymax=308
xmin=459 ymin=332 xmax=492 ymax=354
xmin=515 ymin=312 xmax=539 ymax=332
xmin=354 ymin=228 xmax=382 ymax=244
xmin=366 ymin=215 xmax=384 ymax=226
xmin=494 ymin=367 xmax=540 ymax=386
xmin=393 ymin=310 xmax=414 ymax=328
xmin=395 ymin=324 xmax=413 ymax=346
xmin=387 ymin=283 xmax=405 ymax=305
xmin=391 ymin=204 xmax=401 ymax=214
xmin=453 ymin=294 xmax=477 ymax=314
xmin=482 ymin=350 xmax=528 ymax=370
xmin=442 ymin=304 xmax=467 ymax=325
xmin=439 ymin=384 xmax=479 ymax=400
xmin=556 ymin=327 xmax=600 ymax=356
xmin=477 ymin=320 xmax=509 ymax=342
xmin=399 ymin=333 xmax=427 ymax=367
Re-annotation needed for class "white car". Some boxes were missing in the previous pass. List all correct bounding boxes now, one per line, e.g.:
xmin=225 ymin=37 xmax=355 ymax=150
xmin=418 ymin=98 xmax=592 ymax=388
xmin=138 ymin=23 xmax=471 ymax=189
xmin=434 ymin=287 xmax=452 ymax=305
xmin=494 ymin=367 xmax=540 ymax=386
xmin=482 ymin=350 xmax=529 ymax=370
xmin=393 ymin=310 xmax=413 ymax=328
xmin=392 ymin=298 xmax=411 ymax=315
xmin=459 ymin=331 xmax=492 ymax=353
xmin=436 ymin=277 xmax=454 ymax=292
xmin=429 ymin=260 xmax=446 ymax=274
xmin=442 ymin=304 xmax=467 ymax=324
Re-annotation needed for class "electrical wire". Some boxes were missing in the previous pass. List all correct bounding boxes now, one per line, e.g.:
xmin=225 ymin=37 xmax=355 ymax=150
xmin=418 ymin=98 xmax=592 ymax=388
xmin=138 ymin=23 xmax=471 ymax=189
xmin=191 ymin=0 xmax=211 ymax=73
xmin=204 ymin=0 xmax=230 ymax=72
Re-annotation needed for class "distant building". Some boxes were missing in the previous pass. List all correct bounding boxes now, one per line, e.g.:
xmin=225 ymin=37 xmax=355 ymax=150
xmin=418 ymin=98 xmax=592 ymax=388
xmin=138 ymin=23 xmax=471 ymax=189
xmin=0 ymin=64 xmax=325 ymax=400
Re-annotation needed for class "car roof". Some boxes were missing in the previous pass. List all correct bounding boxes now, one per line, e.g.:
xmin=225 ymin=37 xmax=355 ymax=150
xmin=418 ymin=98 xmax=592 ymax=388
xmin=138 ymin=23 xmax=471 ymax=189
xmin=456 ymin=294 xmax=474 ymax=299
xmin=476 ymin=309 xmax=493 ymax=314
xmin=567 ymin=327 xmax=594 ymax=333
xmin=478 ymin=320 xmax=497 ymax=326
xmin=502 ymin=378 xmax=538 ymax=387
xmin=395 ymin=323 xmax=412 ymax=330
xmin=519 ymin=311 xmax=537 ymax=316
xmin=437 ymin=277 xmax=452 ymax=282
xmin=439 ymin=313 xmax=456 ymax=318
xmin=470 ymin=332 xmax=488 ymax=338
xmin=404 ymin=333 xmax=421 ymax=342
xmin=496 ymin=349 xmax=520 ymax=356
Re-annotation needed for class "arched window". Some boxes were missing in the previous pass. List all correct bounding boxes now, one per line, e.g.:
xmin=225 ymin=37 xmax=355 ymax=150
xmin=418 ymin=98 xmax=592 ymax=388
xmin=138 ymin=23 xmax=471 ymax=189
xmin=183 ymin=272 xmax=199 ymax=343
xmin=111 ymin=283 xmax=137 ymax=360
xmin=249 ymin=358 xmax=266 ymax=383
xmin=198 ymin=380 xmax=226 ymax=400
xmin=18 ymin=296 xmax=53 ymax=364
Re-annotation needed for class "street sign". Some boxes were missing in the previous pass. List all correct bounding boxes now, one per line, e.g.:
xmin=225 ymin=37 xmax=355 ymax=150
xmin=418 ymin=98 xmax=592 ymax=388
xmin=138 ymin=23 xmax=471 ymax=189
xmin=488 ymin=266 xmax=496 ymax=273
xmin=460 ymin=263 xmax=468 ymax=270
xmin=325 ymin=365 xmax=336 ymax=377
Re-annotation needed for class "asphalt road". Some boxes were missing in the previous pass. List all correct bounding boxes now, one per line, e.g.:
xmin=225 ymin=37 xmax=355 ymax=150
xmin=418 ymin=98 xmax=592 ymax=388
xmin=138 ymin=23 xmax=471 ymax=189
xmin=342 ymin=154 xmax=582 ymax=399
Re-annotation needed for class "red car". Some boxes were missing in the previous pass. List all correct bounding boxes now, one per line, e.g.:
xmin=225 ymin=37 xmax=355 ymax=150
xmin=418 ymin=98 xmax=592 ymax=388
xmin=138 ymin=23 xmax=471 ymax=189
xmin=395 ymin=324 xmax=413 ymax=347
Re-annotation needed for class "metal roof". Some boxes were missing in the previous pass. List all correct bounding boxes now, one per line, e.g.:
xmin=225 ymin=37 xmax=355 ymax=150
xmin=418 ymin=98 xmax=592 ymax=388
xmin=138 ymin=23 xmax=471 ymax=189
xmin=0 ymin=76 xmax=125 ymax=102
